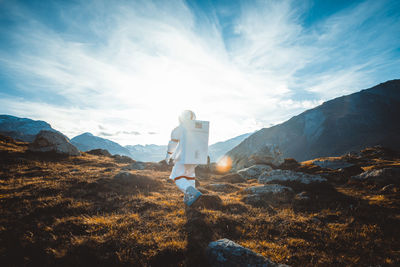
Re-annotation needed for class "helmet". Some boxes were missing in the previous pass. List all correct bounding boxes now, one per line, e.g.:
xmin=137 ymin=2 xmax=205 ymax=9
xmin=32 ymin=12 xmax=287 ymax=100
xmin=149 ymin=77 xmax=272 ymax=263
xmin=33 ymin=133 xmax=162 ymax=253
xmin=179 ymin=110 xmax=196 ymax=124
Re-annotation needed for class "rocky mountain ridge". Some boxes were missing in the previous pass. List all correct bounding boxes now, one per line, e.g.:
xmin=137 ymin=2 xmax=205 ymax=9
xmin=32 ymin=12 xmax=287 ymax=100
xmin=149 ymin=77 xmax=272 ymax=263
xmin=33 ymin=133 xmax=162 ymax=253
xmin=228 ymin=79 xmax=400 ymax=165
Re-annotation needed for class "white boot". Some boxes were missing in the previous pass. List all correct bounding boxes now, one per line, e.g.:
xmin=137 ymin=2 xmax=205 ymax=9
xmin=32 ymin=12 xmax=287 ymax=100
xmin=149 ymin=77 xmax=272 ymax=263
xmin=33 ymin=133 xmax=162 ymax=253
xmin=184 ymin=186 xmax=202 ymax=206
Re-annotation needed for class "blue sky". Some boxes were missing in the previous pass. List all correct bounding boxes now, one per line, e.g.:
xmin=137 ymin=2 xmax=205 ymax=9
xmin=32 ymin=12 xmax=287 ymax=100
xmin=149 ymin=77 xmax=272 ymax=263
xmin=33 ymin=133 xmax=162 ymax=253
xmin=0 ymin=0 xmax=399 ymax=145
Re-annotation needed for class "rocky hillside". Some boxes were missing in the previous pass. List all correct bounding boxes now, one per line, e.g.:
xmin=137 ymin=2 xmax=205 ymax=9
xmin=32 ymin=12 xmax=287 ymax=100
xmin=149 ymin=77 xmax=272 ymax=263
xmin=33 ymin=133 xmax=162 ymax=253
xmin=228 ymin=80 xmax=400 ymax=164
xmin=71 ymin=132 xmax=132 ymax=157
xmin=0 ymin=115 xmax=59 ymax=142
xmin=0 ymin=135 xmax=399 ymax=266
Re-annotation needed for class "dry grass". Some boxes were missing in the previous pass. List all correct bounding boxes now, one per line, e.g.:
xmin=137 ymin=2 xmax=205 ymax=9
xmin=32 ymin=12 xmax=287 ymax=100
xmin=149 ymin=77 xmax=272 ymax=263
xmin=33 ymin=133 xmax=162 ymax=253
xmin=0 ymin=138 xmax=399 ymax=266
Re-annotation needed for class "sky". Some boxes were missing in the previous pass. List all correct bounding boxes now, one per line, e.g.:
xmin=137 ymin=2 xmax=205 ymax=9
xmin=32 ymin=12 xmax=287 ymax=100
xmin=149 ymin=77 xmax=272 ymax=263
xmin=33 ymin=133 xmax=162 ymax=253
xmin=0 ymin=0 xmax=399 ymax=146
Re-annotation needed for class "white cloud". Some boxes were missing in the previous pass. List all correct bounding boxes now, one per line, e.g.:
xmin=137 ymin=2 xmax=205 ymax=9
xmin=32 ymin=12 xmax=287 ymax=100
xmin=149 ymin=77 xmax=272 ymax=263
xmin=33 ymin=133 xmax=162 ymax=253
xmin=0 ymin=0 xmax=399 ymax=145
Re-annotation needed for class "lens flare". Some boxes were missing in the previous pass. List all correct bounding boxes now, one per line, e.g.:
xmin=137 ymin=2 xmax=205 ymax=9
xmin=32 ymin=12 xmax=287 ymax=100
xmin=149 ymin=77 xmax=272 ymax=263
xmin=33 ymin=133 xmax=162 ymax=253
xmin=216 ymin=156 xmax=232 ymax=173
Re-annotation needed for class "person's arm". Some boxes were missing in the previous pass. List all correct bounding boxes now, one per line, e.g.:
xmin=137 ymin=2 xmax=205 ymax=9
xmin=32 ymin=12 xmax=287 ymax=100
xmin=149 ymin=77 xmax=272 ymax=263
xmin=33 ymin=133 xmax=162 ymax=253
xmin=165 ymin=127 xmax=180 ymax=163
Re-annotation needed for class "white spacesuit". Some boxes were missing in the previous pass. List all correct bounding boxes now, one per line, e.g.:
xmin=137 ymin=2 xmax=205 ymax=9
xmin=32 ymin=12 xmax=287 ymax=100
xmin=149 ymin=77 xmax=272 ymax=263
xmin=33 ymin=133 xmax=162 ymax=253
xmin=166 ymin=110 xmax=209 ymax=206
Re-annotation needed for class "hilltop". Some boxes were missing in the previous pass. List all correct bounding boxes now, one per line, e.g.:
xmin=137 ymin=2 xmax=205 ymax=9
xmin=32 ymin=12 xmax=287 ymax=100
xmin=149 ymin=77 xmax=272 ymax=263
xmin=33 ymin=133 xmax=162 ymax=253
xmin=228 ymin=80 xmax=400 ymax=163
xmin=0 ymin=135 xmax=399 ymax=266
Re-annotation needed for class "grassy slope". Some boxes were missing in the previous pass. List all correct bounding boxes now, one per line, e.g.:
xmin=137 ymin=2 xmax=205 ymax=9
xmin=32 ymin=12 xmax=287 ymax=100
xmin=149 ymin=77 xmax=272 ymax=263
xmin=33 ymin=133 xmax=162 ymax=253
xmin=0 ymin=137 xmax=399 ymax=266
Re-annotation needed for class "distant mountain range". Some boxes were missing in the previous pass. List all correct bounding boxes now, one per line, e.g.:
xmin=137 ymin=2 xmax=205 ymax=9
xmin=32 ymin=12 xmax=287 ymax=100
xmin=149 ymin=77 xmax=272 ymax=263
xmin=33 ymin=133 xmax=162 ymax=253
xmin=3 ymin=80 xmax=398 ymax=163
xmin=227 ymin=79 xmax=400 ymax=163
xmin=70 ymin=133 xmax=132 ymax=157
xmin=125 ymin=144 xmax=167 ymax=162
xmin=0 ymin=114 xmax=250 ymax=162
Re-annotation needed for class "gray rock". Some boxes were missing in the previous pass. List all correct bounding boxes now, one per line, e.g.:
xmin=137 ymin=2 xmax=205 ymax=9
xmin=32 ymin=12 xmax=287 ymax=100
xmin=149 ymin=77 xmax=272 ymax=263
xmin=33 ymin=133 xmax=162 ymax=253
xmin=122 ymin=161 xmax=146 ymax=170
xmin=313 ymin=159 xmax=354 ymax=170
xmin=206 ymin=183 xmax=239 ymax=193
xmin=86 ymin=148 xmax=112 ymax=157
xmin=28 ymin=130 xmax=80 ymax=156
xmin=206 ymin=238 xmax=289 ymax=267
xmin=259 ymin=169 xmax=327 ymax=185
xmin=238 ymin=165 xmax=273 ymax=180
xmin=228 ymin=144 xmax=284 ymax=171
xmin=243 ymin=184 xmax=294 ymax=205
xmin=351 ymin=168 xmax=400 ymax=184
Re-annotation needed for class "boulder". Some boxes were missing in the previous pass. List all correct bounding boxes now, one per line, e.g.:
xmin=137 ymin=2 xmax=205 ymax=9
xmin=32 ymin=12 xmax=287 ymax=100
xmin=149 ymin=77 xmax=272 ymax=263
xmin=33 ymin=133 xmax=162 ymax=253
xmin=219 ymin=173 xmax=246 ymax=184
xmin=206 ymin=238 xmax=288 ymax=267
xmin=242 ymin=184 xmax=294 ymax=206
xmin=112 ymin=154 xmax=135 ymax=163
xmin=28 ymin=130 xmax=80 ymax=156
xmin=351 ymin=168 xmax=400 ymax=184
xmin=228 ymin=144 xmax=284 ymax=171
xmin=206 ymin=183 xmax=239 ymax=193
xmin=122 ymin=161 xmax=146 ymax=170
xmin=258 ymin=170 xmax=327 ymax=190
xmin=278 ymin=158 xmax=300 ymax=170
xmin=313 ymin=159 xmax=354 ymax=170
xmin=86 ymin=149 xmax=112 ymax=157
xmin=237 ymin=164 xmax=273 ymax=180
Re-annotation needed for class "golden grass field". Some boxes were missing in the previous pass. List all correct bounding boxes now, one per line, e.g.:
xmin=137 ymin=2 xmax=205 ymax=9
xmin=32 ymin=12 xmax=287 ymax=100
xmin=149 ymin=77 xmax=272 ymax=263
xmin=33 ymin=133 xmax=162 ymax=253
xmin=0 ymin=135 xmax=399 ymax=266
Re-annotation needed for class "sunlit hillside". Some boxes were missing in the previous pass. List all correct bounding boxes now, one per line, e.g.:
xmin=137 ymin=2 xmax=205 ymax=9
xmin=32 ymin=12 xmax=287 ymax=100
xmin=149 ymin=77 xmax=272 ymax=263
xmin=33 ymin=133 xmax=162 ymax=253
xmin=1 ymin=135 xmax=399 ymax=266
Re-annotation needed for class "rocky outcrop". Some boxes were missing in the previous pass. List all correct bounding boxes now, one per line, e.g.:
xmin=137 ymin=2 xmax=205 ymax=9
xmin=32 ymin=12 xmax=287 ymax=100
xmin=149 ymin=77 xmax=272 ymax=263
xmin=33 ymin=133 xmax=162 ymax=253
xmin=259 ymin=170 xmax=327 ymax=185
xmin=351 ymin=168 xmax=400 ymax=184
xmin=86 ymin=149 xmax=112 ymax=157
xmin=226 ymin=80 xmax=400 ymax=162
xmin=122 ymin=161 xmax=146 ymax=170
xmin=313 ymin=159 xmax=354 ymax=170
xmin=242 ymin=184 xmax=294 ymax=206
xmin=237 ymin=164 xmax=273 ymax=180
xmin=258 ymin=170 xmax=328 ymax=192
xmin=112 ymin=154 xmax=135 ymax=163
xmin=228 ymin=144 xmax=283 ymax=171
xmin=28 ymin=130 xmax=80 ymax=156
xmin=0 ymin=115 xmax=58 ymax=142
xmin=206 ymin=238 xmax=288 ymax=267
xmin=278 ymin=158 xmax=300 ymax=170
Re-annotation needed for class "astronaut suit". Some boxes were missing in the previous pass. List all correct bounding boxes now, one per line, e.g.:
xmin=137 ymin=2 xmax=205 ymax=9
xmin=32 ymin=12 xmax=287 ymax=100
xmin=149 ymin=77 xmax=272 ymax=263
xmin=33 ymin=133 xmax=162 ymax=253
xmin=165 ymin=110 xmax=209 ymax=206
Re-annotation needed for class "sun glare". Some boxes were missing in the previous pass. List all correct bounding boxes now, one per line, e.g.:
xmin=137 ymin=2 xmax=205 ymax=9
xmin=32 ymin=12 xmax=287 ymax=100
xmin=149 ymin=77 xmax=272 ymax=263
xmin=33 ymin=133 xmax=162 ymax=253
xmin=216 ymin=155 xmax=232 ymax=173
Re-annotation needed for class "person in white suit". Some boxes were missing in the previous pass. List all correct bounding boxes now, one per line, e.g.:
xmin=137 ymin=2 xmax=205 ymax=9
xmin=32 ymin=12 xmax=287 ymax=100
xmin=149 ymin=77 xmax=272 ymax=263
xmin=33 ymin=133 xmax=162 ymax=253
xmin=166 ymin=110 xmax=207 ymax=206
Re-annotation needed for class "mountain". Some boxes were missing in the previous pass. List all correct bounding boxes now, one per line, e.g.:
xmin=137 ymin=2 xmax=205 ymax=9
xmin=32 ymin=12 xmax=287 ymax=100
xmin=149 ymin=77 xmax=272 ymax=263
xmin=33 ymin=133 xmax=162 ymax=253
xmin=125 ymin=144 xmax=167 ymax=162
xmin=227 ymin=79 xmax=400 ymax=163
xmin=71 ymin=133 xmax=132 ymax=157
xmin=0 ymin=115 xmax=58 ymax=142
xmin=208 ymin=132 xmax=252 ymax=161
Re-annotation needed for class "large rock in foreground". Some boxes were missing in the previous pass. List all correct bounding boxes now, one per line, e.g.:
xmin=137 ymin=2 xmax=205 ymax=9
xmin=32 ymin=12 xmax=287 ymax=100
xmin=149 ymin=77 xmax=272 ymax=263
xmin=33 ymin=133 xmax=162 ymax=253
xmin=243 ymin=184 xmax=294 ymax=206
xmin=258 ymin=170 xmax=327 ymax=191
xmin=312 ymin=159 xmax=354 ymax=170
xmin=28 ymin=130 xmax=80 ymax=156
xmin=206 ymin=238 xmax=288 ymax=267
xmin=228 ymin=144 xmax=283 ymax=171
xmin=237 ymin=164 xmax=273 ymax=180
